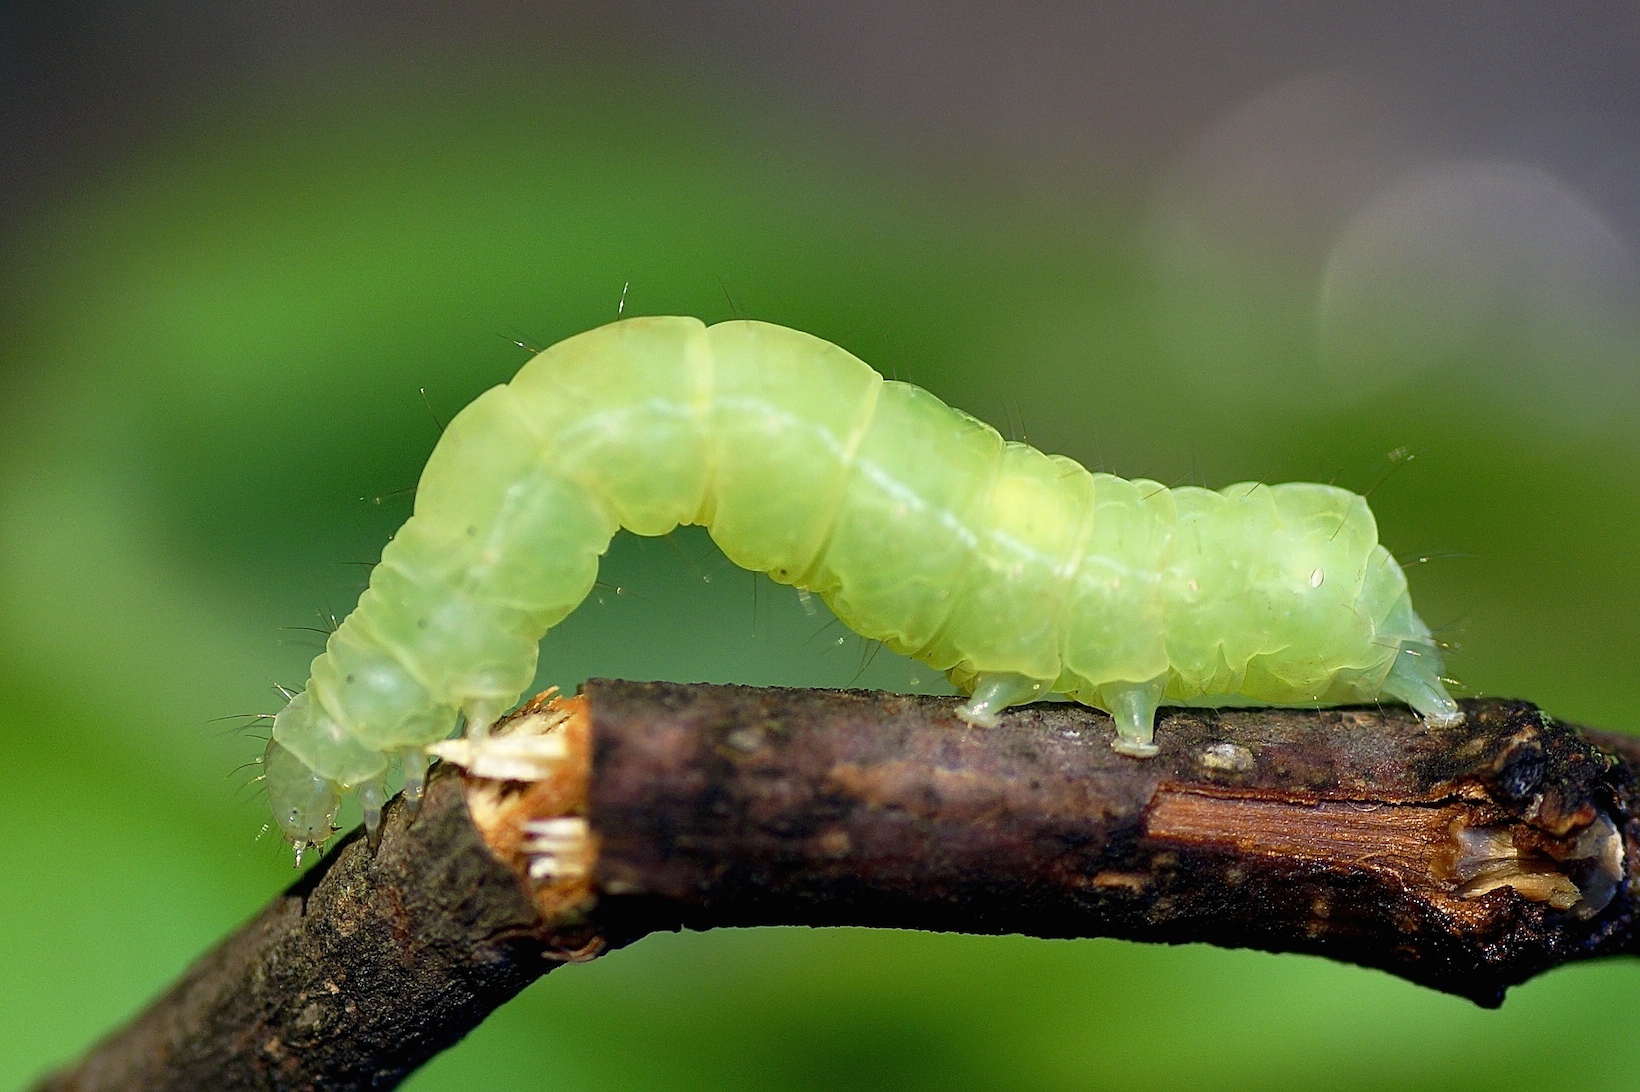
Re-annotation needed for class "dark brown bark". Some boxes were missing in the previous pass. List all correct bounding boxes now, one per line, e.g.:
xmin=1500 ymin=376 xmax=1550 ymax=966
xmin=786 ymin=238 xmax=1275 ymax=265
xmin=33 ymin=762 xmax=573 ymax=1092
xmin=585 ymin=683 xmax=1636 ymax=1006
xmin=36 ymin=681 xmax=1640 ymax=1091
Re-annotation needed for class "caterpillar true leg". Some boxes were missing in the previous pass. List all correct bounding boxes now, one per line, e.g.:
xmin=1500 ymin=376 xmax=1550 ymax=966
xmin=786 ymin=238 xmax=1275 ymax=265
xmin=954 ymin=672 xmax=1052 ymax=728
xmin=1101 ymin=676 xmax=1169 ymax=758
xmin=401 ymin=748 xmax=432 ymax=817
xmin=360 ymin=777 xmax=388 ymax=850
xmin=462 ymin=700 xmax=507 ymax=739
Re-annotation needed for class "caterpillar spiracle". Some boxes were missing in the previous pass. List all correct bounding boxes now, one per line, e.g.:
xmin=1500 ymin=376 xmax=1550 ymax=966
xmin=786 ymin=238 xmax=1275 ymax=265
xmin=264 ymin=316 xmax=1461 ymax=860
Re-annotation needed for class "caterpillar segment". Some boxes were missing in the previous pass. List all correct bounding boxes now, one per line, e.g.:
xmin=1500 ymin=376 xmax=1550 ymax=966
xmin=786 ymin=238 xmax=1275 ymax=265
xmin=264 ymin=316 xmax=1461 ymax=860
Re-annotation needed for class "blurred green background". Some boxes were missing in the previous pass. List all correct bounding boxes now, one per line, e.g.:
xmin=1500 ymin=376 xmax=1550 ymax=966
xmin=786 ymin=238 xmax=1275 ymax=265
xmin=4 ymin=4 xmax=1640 ymax=1089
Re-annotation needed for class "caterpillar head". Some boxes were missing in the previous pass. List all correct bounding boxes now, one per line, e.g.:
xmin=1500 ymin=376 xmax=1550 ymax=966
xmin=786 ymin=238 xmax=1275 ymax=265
xmin=263 ymin=738 xmax=342 ymax=866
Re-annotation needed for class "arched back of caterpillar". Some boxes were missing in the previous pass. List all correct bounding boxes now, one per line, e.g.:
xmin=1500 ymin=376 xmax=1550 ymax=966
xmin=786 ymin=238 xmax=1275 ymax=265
xmin=264 ymin=317 xmax=1460 ymax=861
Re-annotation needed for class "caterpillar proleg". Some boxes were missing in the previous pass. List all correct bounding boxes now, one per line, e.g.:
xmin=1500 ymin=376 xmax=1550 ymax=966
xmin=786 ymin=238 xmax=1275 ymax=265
xmin=265 ymin=317 xmax=1460 ymax=860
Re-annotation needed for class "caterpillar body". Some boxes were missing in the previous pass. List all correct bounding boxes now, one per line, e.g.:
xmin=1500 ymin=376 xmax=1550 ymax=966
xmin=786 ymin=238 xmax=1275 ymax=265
xmin=265 ymin=316 xmax=1461 ymax=858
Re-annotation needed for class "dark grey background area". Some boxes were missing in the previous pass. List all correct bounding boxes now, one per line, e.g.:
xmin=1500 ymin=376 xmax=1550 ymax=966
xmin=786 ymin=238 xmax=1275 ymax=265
xmin=5 ymin=2 xmax=1638 ymax=234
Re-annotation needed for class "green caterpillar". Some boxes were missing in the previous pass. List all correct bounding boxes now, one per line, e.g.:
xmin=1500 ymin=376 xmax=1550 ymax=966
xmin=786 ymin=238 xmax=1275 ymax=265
xmin=265 ymin=316 xmax=1460 ymax=860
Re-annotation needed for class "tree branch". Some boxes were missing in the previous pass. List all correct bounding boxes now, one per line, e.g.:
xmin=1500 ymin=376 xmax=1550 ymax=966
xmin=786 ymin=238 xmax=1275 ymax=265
xmin=33 ymin=745 xmax=575 ymax=1092
xmin=36 ymin=681 xmax=1640 ymax=1091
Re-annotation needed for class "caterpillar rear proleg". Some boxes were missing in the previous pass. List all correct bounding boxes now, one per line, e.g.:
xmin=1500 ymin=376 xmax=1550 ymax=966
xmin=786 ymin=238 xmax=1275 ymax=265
xmin=1100 ymin=676 xmax=1170 ymax=758
xmin=955 ymin=672 xmax=1051 ymax=728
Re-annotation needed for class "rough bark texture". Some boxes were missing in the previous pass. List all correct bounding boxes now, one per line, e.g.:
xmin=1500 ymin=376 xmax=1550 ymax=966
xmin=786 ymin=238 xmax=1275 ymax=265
xmin=35 ymin=763 xmax=569 ymax=1092
xmin=35 ymin=682 xmax=1640 ymax=1091
xmin=585 ymin=683 xmax=1637 ymax=1006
